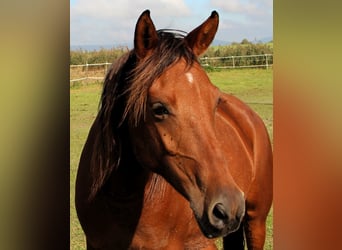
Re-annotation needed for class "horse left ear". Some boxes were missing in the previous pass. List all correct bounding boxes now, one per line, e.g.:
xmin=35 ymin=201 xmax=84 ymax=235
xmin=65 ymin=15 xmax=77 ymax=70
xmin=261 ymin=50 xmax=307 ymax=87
xmin=134 ymin=10 xmax=159 ymax=60
xmin=185 ymin=11 xmax=219 ymax=56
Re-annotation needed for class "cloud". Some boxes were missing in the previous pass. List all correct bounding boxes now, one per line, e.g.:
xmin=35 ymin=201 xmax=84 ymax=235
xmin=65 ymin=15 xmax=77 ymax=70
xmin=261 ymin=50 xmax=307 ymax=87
xmin=71 ymin=0 xmax=191 ymax=45
xmin=71 ymin=0 xmax=190 ymax=20
xmin=210 ymin=0 xmax=273 ymax=42
xmin=70 ymin=0 xmax=272 ymax=46
xmin=211 ymin=0 xmax=272 ymax=16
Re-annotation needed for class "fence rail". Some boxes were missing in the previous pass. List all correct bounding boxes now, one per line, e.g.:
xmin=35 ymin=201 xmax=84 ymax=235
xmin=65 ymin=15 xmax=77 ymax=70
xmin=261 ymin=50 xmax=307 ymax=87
xmin=200 ymin=54 xmax=273 ymax=69
xmin=70 ymin=54 xmax=273 ymax=83
xmin=70 ymin=62 xmax=112 ymax=83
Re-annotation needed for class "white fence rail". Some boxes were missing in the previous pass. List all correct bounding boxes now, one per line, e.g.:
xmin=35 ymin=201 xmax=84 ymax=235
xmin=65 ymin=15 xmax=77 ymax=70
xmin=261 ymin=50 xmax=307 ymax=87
xmin=70 ymin=54 xmax=273 ymax=83
xmin=200 ymin=54 xmax=273 ymax=69
xmin=70 ymin=62 xmax=112 ymax=83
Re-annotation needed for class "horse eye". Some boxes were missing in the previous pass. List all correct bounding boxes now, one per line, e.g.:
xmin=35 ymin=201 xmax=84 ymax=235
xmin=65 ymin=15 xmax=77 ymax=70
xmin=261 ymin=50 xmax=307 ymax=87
xmin=152 ymin=102 xmax=169 ymax=120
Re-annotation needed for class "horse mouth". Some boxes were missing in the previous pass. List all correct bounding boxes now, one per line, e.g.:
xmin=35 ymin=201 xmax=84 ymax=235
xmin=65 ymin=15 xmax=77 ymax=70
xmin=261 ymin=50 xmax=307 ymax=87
xmin=199 ymin=221 xmax=224 ymax=239
xmin=195 ymin=214 xmax=242 ymax=239
xmin=193 ymin=215 xmax=228 ymax=239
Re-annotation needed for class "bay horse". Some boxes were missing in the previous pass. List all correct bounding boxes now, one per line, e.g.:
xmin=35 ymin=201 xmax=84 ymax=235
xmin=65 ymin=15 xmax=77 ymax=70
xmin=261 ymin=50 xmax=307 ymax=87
xmin=76 ymin=10 xmax=272 ymax=250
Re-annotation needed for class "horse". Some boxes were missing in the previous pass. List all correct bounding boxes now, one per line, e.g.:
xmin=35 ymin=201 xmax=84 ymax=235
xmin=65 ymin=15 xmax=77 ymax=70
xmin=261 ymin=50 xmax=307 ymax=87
xmin=75 ymin=10 xmax=273 ymax=250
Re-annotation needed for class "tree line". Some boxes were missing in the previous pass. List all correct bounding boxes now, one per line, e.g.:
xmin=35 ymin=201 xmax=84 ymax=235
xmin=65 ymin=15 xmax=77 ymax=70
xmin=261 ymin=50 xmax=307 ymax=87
xmin=70 ymin=39 xmax=273 ymax=65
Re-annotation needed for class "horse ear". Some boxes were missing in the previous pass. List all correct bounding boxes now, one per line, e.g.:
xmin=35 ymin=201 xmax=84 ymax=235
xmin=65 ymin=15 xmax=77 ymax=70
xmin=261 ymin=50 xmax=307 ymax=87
xmin=134 ymin=10 xmax=159 ymax=59
xmin=185 ymin=11 xmax=219 ymax=56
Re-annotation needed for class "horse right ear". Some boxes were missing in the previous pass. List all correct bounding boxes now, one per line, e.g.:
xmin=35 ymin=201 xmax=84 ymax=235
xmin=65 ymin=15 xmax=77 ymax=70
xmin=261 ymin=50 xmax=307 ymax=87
xmin=185 ymin=11 xmax=219 ymax=56
xmin=134 ymin=10 xmax=159 ymax=60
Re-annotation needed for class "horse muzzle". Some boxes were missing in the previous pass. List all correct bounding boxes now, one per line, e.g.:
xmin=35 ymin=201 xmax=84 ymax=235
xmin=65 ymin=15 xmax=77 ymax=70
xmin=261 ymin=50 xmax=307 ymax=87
xmin=194 ymin=191 xmax=245 ymax=238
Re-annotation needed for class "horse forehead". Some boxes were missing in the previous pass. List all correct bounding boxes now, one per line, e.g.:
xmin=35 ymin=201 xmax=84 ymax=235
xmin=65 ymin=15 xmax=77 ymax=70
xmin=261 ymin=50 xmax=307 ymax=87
xmin=156 ymin=62 xmax=211 ymax=90
xmin=149 ymin=61 xmax=216 ymax=106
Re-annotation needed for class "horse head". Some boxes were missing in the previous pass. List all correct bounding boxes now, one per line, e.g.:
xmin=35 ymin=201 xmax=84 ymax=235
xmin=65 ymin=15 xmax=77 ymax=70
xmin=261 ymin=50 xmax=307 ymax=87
xmin=126 ymin=10 xmax=245 ymax=238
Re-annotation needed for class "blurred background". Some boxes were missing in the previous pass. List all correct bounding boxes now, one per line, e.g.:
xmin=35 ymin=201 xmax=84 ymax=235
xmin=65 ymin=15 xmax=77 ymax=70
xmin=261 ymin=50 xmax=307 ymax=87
xmin=0 ymin=0 xmax=341 ymax=249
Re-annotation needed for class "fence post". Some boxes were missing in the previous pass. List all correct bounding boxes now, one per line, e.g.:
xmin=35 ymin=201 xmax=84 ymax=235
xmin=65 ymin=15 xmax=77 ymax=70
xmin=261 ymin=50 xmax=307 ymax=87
xmin=86 ymin=62 xmax=89 ymax=79
xmin=232 ymin=56 xmax=235 ymax=68
xmin=105 ymin=62 xmax=108 ymax=77
xmin=265 ymin=54 xmax=268 ymax=69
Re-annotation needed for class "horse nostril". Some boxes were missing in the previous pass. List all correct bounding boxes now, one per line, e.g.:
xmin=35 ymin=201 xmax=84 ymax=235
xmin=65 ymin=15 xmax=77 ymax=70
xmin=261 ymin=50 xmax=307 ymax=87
xmin=213 ymin=203 xmax=228 ymax=220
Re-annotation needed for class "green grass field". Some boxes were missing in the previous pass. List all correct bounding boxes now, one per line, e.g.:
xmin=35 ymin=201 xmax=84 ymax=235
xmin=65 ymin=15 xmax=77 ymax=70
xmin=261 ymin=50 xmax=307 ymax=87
xmin=70 ymin=68 xmax=273 ymax=249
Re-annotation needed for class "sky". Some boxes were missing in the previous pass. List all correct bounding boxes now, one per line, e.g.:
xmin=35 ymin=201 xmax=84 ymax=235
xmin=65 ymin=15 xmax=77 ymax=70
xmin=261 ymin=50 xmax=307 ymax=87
xmin=70 ymin=0 xmax=272 ymax=47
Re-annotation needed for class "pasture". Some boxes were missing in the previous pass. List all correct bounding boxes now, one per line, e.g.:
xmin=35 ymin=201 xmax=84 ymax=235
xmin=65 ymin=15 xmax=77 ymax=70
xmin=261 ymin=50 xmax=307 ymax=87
xmin=70 ymin=68 xmax=273 ymax=249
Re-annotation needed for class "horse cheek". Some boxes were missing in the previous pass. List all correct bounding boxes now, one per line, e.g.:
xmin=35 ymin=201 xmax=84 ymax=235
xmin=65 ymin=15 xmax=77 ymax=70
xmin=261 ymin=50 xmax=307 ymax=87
xmin=130 ymin=125 xmax=164 ymax=170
